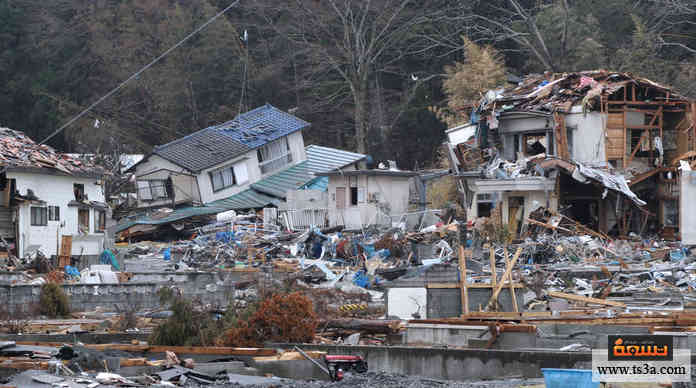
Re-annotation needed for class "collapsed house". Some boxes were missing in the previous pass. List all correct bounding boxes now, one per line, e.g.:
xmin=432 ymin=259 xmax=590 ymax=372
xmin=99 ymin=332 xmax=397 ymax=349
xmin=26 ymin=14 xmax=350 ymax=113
xmin=115 ymin=104 xmax=366 ymax=240
xmin=0 ymin=128 xmax=107 ymax=261
xmin=447 ymin=71 xmax=696 ymax=241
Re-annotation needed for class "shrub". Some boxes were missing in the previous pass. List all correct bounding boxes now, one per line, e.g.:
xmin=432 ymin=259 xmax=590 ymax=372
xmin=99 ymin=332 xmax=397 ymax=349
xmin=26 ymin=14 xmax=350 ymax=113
xmin=219 ymin=291 xmax=317 ymax=347
xmin=39 ymin=283 xmax=70 ymax=318
xmin=150 ymin=294 xmax=215 ymax=346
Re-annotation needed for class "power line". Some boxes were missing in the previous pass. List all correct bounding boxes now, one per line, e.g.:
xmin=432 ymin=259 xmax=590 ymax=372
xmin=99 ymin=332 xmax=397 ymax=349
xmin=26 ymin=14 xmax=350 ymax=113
xmin=39 ymin=0 xmax=242 ymax=145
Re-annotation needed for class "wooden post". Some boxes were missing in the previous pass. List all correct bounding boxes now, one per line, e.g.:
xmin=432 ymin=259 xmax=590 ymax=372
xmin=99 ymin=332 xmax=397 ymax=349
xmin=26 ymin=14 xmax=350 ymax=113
xmin=485 ymin=247 xmax=522 ymax=311
xmin=489 ymin=246 xmax=497 ymax=287
xmin=505 ymin=247 xmax=519 ymax=313
xmin=459 ymin=245 xmax=469 ymax=314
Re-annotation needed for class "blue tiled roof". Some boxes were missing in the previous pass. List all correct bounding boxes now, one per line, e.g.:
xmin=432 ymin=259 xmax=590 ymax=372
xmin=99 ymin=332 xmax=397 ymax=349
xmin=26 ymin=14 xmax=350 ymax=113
xmin=217 ymin=104 xmax=310 ymax=149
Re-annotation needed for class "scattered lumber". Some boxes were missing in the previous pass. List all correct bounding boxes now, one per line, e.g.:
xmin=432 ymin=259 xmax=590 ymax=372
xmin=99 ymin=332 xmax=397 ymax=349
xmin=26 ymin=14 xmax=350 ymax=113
xmin=547 ymin=291 xmax=626 ymax=307
xmin=319 ymin=319 xmax=401 ymax=334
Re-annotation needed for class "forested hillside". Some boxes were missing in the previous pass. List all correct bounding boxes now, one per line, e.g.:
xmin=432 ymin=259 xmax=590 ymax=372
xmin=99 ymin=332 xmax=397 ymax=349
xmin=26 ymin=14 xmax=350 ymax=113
xmin=1 ymin=0 xmax=695 ymax=169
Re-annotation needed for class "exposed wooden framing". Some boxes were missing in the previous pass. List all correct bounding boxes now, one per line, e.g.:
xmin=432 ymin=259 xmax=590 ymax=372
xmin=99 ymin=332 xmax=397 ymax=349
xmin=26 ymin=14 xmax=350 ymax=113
xmin=504 ymin=247 xmax=519 ymax=313
xmin=427 ymin=283 xmax=525 ymax=289
xmin=458 ymin=245 xmax=469 ymax=314
xmin=484 ymin=247 xmax=522 ymax=311
xmin=623 ymin=109 xmax=627 ymax=168
xmin=554 ymin=112 xmax=570 ymax=159
xmin=547 ymin=291 xmax=626 ymax=307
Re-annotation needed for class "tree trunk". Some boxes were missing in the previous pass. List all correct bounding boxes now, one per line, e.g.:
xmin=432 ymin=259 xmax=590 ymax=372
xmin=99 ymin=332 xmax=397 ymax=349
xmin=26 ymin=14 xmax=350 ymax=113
xmin=353 ymin=76 xmax=369 ymax=154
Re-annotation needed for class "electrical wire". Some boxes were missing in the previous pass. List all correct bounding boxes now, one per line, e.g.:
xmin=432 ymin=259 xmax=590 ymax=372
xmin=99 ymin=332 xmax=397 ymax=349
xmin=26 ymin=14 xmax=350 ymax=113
xmin=39 ymin=0 xmax=242 ymax=145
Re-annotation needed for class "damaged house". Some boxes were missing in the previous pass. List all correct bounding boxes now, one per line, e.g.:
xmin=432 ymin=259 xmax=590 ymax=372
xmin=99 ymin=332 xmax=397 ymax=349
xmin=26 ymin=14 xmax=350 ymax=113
xmin=447 ymin=71 xmax=696 ymax=240
xmin=0 ymin=128 xmax=107 ymax=261
xmin=117 ymin=104 xmax=365 ymax=239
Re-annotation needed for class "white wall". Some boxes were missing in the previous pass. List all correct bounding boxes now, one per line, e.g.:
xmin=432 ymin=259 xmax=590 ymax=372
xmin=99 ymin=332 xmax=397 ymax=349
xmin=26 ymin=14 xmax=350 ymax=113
xmin=8 ymin=172 xmax=105 ymax=258
xmin=198 ymin=133 xmax=308 ymax=204
xmin=681 ymin=170 xmax=696 ymax=245
xmin=327 ymin=174 xmax=412 ymax=229
xmin=565 ymin=109 xmax=607 ymax=163
xmin=388 ymin=287 xmax=427 ymax=319
xmin=467 ymin=189 xmax=557 ymax=224
xmin=133 ymin=154 xmax=200 ymax=208
xmin=197 ymin=152 xmax=257 ymax=204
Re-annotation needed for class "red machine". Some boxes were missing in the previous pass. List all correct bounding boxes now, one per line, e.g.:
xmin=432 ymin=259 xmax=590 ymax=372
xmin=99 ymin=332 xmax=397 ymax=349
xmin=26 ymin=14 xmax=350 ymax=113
xmin=324 ymin=355 xmax=368 ymax=381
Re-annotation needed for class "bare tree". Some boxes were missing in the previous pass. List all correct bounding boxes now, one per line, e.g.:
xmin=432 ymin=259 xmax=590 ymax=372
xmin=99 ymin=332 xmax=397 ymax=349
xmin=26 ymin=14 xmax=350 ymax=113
xmin=249 ymin=0 xmax=470 ymax=154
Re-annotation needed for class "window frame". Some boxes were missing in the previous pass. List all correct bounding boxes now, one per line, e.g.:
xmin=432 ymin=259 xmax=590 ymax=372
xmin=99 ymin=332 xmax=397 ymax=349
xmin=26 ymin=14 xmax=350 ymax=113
xmin=258 ymin=137 xmax=293 ymax=175
xmin=209 ymin=165 xmax=238 ymax=192
xmin=78 ymin=208 xmax=90 ymax=234
xmin=136 ymin=179 xmax=169 ymax=201
xmin=95 ymin=209 xmax=106 ymax=233
xmin=522 ymin=133 xmax=548 ymax=156
xmin=48 ymin=205 xmax=60 ymax=221
xmin=30 ymin=207 xmax=48 ymax=226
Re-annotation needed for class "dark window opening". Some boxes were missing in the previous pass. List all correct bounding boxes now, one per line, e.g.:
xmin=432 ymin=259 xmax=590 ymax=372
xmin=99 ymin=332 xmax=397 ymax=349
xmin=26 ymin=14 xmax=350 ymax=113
xmin=523 ymin=134 xmax=547 ymax=156
xmin=31 ymin=207 xmax=47 ymax=226
xmin=350 ymin=187 xmax=358 ymax=206
xmin=78 ymin=209 xmax=90 ymax=234
xmin=73 ymin=183 xmax=85 ymax=201
xmin=477 ymin=203 xmax=492 ymax=218
xmin=48 ymin=206 xmax=60 ymax=221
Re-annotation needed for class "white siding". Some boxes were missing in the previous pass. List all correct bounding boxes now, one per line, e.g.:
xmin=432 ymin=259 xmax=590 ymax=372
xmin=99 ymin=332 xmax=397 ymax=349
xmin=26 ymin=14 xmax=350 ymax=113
xmin=326 ymin=174 xmax=411 ymax=229
xmin=197 ymin=151 xmax=258 ymax=204
xmin=8 ymin=172 xmax=106 ymax=258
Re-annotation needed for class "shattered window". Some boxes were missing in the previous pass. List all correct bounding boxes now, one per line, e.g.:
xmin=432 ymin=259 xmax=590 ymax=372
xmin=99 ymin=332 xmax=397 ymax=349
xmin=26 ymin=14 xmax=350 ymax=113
xmin=523 ymin=134 xmax=547 ymax=156
xmin=30 ymin=207 xmax=47 ymax=226
xmin=136 ymin=180 xmax=169 ymax=200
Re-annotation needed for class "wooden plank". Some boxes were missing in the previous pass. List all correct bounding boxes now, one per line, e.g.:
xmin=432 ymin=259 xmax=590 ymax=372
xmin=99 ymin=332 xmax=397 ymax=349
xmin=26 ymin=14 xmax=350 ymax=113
xmin=504 ymin=247 xmax=519 ymax=313
xmin=548 ymin=291 xmax=626 ymax=307
xmin=458 ymin=245 xmax=469 ymax=315
xmin=427 ymin=283 xmax=524 ymax=289
xmin=485 ymin=247 xmax=522 ymax=311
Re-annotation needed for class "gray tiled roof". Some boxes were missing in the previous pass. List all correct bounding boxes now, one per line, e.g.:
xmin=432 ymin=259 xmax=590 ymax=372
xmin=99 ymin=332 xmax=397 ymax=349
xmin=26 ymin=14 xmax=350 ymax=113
xmin=152 ymin=127 xmax=251 ymax=173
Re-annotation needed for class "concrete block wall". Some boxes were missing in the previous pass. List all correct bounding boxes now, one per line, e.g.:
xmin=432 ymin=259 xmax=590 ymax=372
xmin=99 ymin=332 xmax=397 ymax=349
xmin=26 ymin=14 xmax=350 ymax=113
xmin=0 ymin=281 xmax=242 ymax=313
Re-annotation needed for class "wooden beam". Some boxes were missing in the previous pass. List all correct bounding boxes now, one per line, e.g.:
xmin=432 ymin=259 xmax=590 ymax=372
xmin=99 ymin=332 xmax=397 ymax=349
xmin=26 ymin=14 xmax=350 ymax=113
xmin=505 ymin=247 xmax=519 ymax=313
xmin=485 ymin=247 xmax=522 ymax=311
xmin=427 ymin=282 xmax=525 ymax=289
xmin=458 ymin=245 xmax=469 ymax=314
xmin=547 ymin=291 xmax=626 ymax=307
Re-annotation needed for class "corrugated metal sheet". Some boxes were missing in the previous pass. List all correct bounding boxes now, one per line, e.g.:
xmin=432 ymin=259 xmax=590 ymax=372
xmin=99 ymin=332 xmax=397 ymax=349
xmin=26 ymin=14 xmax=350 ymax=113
xmin=206 ymin=188 xmax=280 ymax=210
